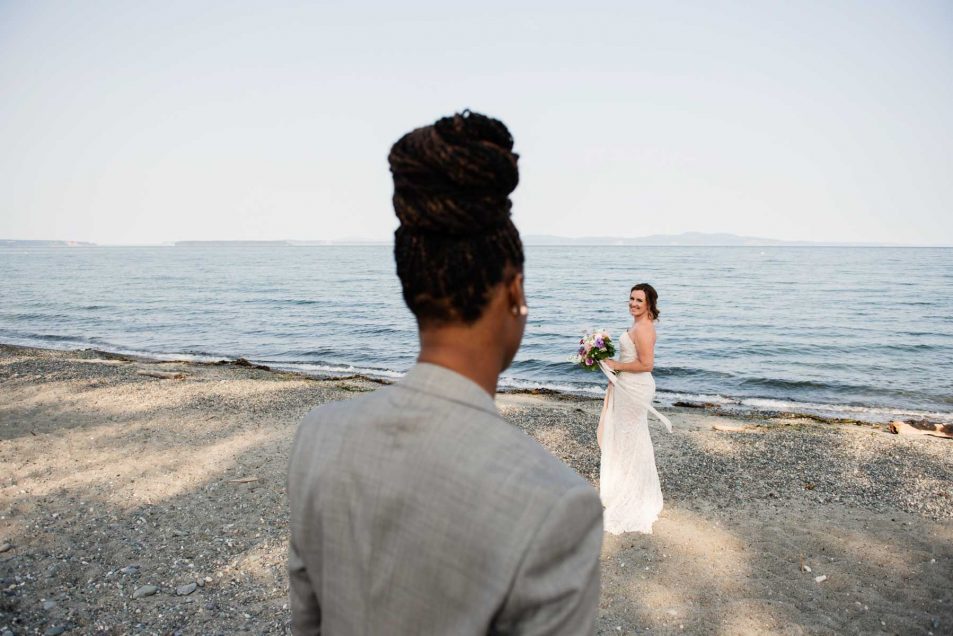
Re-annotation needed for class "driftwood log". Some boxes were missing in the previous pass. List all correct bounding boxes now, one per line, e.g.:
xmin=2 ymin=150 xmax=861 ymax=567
xmin=136 ymin=370 xmax=186 ymax=380
xmin=712 ymin=424 xmax=749 ymax=432
xmin=214 ymin=357 xmax=271 ymax=371
xmin=888 ymin=420 xmax=953 ymax=439
xmin=227 ymin=477 xmax=260 ymax=484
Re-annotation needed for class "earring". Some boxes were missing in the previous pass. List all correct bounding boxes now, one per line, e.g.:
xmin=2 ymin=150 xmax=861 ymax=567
xmin=518 ymin=305 xmax=529 ymax=316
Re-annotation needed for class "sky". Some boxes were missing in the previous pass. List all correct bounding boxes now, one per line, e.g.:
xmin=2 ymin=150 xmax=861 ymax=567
xmin=1 ymin=1 xmax=951 ymax=245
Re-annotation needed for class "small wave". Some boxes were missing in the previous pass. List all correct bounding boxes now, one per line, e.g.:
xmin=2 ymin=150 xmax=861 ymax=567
xmin=729 ymin=397 xmax=949 ymax=424
xmin=271 ymin=361 xmax=405 ymax=381
xmin=239 ymin=298 xmax=321 ymax=306
xmin=1 ymin=312 xmax=53 ymax=321
xmin=0 ymin=334 xmax=239 ymax=364
xmin=656 ymin=391 xmax=737 ymax=406
xmin=0 ymin=333 xmax=94 ymax=350
xmin=498 ymin=376 xmax=606 ymax=397
xmin=261 ymin=348 xmax=338 ymax=359
xmin=31 ymin=333 xmax=95 ymax=343
xmin=176 ymin=347 xmax=226 ymax=358
xmin=653 ymin=366 xmax=738 ymax=381
xmin=739 ymin=375 xmax=871 ymax=393
xmin=510 ymin=358 xmax=584 ymax=376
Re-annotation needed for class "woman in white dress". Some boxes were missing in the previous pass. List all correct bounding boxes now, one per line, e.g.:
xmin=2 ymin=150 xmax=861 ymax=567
xmin=598 ymin=283 xmax=668 ymax=534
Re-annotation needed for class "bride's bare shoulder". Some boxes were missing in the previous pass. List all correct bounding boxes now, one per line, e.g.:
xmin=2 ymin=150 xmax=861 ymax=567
xmin=634 ymin=320 xmax=657 ymax=340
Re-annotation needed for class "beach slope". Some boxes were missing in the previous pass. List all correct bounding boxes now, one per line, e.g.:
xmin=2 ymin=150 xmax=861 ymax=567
xmin=1 ymin=344 xmax=950 ymax=634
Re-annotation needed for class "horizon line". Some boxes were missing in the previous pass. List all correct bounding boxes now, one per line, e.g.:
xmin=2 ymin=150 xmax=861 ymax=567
xmin=3 ymin=237 xmax=953 ymax=248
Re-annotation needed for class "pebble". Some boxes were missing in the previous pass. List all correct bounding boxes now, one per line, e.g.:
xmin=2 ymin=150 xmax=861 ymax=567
xmin=120 ymin=565 xmax=140 ymax=575
xmin=0 ymin=543 xmax=11 ymax=553
xmin=814 ymin=575 xmax=828 ymax=583
xmin=132 ymin=584 xmax=158 ymax=598
xmin=44 ymin=627 xmax=67 ymax=636
xmin=43 ymin=599 xmax=57 ymax=610
xmin=2 ymin=630 xmax=13 ymax=636
xmin=176 ymin=582 xmax=197 ymax=596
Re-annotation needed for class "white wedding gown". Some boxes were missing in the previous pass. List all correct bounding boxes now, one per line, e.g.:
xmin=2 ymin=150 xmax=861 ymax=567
xmin=597 ymin=331 xmax=669 ymax=535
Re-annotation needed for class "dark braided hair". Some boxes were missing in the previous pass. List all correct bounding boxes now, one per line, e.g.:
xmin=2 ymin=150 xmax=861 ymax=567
xmin=389 ymin=110 xmax=525 ymax=326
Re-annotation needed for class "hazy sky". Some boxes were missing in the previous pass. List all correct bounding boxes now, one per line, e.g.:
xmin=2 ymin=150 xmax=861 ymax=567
xmin=1 ymin=1 xmax=951 ymax=244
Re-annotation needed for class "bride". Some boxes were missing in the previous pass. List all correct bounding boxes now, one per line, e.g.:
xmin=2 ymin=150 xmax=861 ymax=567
xmin=598 ymin=283 xmax=671 ymax=534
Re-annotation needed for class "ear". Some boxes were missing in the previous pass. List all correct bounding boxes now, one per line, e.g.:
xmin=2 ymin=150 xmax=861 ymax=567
xmin=506 ymin=271 xmax=525 ymax=309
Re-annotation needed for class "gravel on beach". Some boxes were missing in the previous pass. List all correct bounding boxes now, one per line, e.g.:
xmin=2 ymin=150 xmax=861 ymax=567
xmin=1 ymin=344 xmax=951 ymax=635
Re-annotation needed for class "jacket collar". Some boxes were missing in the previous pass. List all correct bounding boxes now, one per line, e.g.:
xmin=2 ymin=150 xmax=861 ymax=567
xmin=397 ymin=363 xmax=500 ymax=417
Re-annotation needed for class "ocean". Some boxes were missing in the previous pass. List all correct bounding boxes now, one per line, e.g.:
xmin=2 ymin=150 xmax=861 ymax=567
xmin=2 ymin=245 xmax=951 ymax=424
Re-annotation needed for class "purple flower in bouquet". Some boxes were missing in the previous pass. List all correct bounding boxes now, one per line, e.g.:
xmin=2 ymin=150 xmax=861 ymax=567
xmin=569 ymin=330 xmax=617 ymax=371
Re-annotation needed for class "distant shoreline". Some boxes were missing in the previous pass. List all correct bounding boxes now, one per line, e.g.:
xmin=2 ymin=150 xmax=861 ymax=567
xmin=4 ymin=233 xmax=952 ymax=248
xmin=3 ymin=242 xmax=952 ymax=248
xmin=2 ymin=341 xmax=948 ymax=429
xmin=3 ymin=244 xmax=950 ymax=425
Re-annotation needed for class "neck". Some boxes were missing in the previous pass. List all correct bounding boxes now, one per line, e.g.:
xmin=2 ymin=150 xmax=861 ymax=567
xmin=417 ymin=324 xmax=503 ymax=396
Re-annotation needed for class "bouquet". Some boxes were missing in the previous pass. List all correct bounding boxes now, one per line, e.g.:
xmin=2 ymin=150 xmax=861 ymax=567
xmin=570 ymin=330 xmax=615 ymax=371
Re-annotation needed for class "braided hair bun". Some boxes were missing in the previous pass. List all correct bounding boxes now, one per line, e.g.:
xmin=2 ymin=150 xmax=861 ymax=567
xmin=389 ymin=110 xmax=519 ymax=237
xmin=389 ymin=111 xmax=525 ymax=326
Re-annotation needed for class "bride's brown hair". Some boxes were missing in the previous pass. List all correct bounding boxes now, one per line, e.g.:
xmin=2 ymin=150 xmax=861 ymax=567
xmin=631 ymin=283 xmax=659 ymax=321
xmin=389 ymin=110 xmax=524 ymax=327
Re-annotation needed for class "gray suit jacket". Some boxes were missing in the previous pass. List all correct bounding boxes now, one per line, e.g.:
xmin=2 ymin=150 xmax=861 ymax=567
xmin=288 ymin=363 xmax=603 ymax=634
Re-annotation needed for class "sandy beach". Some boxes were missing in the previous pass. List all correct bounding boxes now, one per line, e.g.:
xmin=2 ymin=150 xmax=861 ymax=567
xmin=1 ymin=343 xmax=951 ymax=635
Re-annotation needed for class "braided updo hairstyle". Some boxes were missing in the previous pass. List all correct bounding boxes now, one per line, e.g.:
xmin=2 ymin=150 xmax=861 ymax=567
xmin=389 ymin=110 xmax=525 ymax=326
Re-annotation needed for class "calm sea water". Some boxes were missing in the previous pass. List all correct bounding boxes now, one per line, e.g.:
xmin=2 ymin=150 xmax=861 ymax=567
xmin=2 ymin=245 xmax=951 ymax=423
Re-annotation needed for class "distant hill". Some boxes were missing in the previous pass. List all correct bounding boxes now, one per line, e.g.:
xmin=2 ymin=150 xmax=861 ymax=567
xmin=0 ymin=240 xmax=97 ymax=247
xmin=524 ymin=232 xmax=859 ymax=246
xmin=174 ymin=240 xmax=293 ymax=247
xmin=4 ymin=233 xmax=934 ymax=247
xmin=162 ymin=233 xmax=847 ymax=247
xmin=174 ymin=240 xmax=389 ymax=246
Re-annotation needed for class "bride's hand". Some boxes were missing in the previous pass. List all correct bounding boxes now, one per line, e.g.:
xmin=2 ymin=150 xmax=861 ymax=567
xmin=604 ymin=359 xmax=620 ymax=372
